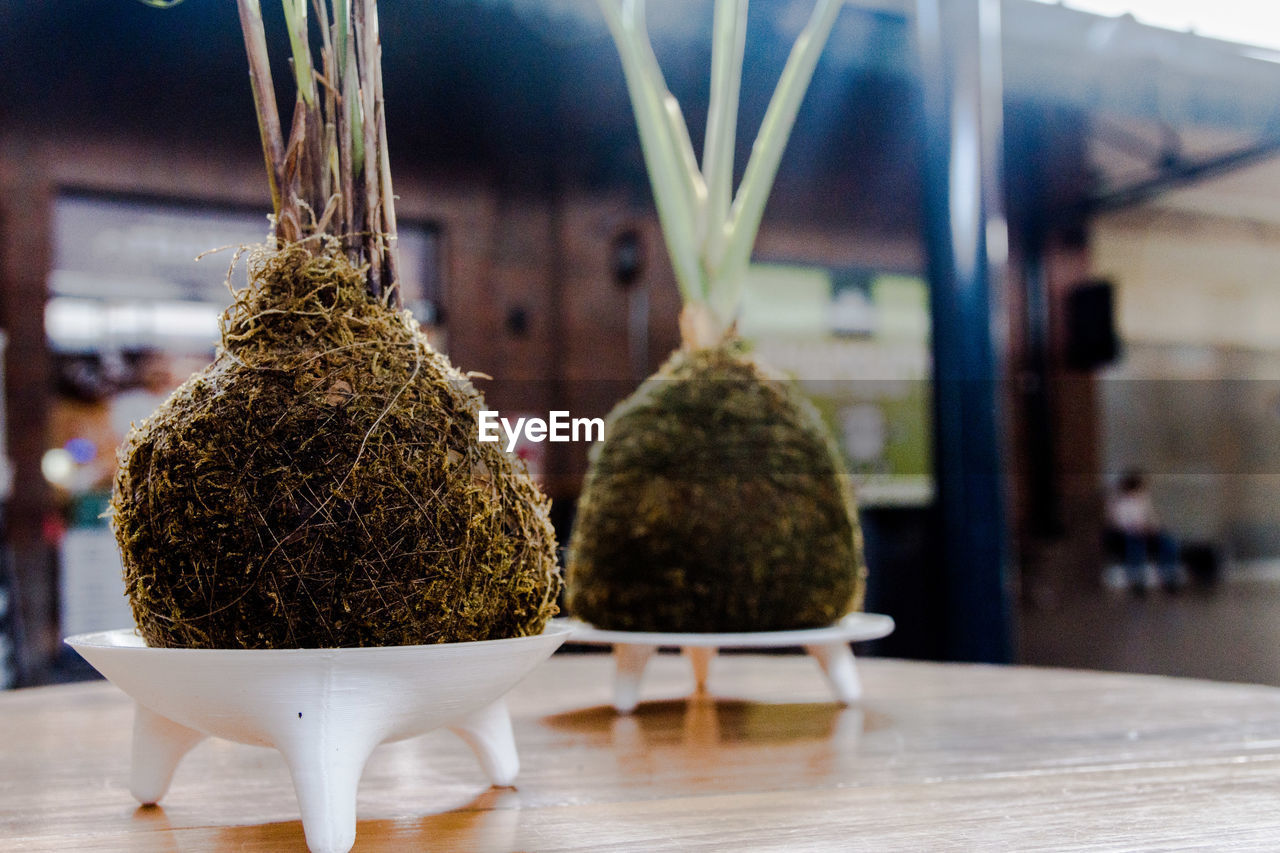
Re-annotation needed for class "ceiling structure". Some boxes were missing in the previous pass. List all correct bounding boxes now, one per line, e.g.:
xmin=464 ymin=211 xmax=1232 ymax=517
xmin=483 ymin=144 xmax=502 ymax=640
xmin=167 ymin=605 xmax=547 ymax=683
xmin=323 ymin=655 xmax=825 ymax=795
xmin=3 ymin=0 xmax=1280 ymax=229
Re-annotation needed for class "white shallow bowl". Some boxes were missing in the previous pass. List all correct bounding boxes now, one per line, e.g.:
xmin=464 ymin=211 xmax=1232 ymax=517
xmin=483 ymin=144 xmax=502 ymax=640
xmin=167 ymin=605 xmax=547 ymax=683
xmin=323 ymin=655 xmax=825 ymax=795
xmin=67 ymin=624 xmax=571 ymax=853
xmin=558 ymin=612 xmax=895 ymax=648
xmin=555 ymin=612 xmax=894 ymax=712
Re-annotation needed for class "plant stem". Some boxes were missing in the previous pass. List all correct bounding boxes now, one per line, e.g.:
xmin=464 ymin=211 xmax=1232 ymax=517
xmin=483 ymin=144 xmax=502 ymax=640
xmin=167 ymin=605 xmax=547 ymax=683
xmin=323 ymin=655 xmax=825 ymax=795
xmin=235 ymin=0 xmax=288 ymax=240
xmin=719 ymin=0 xmax=842 ymax=298
xmin=624 ymin=1 xmax=707 ymax=246
xmin=228 ymin=0 xmax=398 ymax=299
xmin=702 ymin=0 xmax=747 ymax=267
xmin=601 ymin=0 xmax=843 ymax=341
xmin=599 ymin=0 xmax=706 ymax=303
xmin=283 ymin=0 xmax=318 ymax=107
xmin=374 ymin=30 xmax=401 ymax=304
xmin=354 ymin=0 xmax=383 ymax=298
xmin=337 ymin=4 xmax=360 ymax=255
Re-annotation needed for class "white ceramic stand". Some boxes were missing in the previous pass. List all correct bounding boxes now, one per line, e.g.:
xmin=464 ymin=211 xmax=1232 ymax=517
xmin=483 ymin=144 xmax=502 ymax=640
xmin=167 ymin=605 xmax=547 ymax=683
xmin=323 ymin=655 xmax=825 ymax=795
xmin=67 ymin=625 xmax=571 ymax=853
xmin=556 ymin=613 xmax=893 ymax=713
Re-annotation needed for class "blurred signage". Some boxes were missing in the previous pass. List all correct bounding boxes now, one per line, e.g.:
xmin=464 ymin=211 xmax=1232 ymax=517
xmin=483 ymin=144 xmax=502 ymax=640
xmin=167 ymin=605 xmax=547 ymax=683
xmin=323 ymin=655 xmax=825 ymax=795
xmin=741 ymin=263 xmax=934 ymax=507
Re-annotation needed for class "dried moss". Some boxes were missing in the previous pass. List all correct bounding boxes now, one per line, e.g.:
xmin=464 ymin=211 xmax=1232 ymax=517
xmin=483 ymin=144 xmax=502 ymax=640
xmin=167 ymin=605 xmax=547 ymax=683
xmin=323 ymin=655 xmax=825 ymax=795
xmin=566 ymin=342 xmax=865 ymax=632
xmin=110 ymin=244 xmax=560 ymax=649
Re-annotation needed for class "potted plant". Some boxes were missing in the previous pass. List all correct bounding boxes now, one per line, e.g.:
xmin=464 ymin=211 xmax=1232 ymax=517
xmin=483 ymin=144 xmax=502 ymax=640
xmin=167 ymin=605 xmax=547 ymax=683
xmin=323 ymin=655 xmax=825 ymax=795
xmin=567 ymin=0 xmax=865 ymax=632
xmin=111 ymin=0 xmax=561 ymax=649
xmin=81 ymin=6 xmax=571 ymax=849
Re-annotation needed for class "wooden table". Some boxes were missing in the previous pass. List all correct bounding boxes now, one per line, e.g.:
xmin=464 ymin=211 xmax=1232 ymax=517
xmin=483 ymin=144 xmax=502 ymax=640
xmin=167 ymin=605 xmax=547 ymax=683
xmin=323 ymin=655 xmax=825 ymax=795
xmin=4 ymin=652 xmax=1280 ymax=851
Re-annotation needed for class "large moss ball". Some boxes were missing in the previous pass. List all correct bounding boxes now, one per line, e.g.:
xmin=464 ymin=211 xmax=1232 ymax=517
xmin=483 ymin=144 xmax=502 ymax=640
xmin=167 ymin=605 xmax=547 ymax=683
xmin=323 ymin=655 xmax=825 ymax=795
xmin=567 ymin=343 xmax=864 ymax=632
xmin=111 ymin=246 xmax=560 ymax=649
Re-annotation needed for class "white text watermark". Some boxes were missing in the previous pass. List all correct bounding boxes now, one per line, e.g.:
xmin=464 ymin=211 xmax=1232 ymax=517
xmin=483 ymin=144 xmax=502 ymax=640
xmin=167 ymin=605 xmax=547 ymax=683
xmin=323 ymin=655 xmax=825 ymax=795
xmin=478 ymin=411 xmax=605 ymax=452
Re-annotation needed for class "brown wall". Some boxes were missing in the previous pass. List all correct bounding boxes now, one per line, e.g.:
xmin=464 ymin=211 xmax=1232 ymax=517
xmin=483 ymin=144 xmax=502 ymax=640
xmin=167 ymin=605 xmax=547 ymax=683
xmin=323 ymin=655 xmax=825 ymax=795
xmin=0 ymin=138 xmax=56 ymax=680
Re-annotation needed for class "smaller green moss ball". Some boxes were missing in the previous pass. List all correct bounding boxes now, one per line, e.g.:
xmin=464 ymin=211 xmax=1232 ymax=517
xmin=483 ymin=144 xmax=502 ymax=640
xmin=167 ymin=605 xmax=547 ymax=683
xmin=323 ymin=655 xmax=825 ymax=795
xmin=111 ymin=245 xmax=561 ymax=649
xmin=567 ymin=342 xmax=864 ymax=632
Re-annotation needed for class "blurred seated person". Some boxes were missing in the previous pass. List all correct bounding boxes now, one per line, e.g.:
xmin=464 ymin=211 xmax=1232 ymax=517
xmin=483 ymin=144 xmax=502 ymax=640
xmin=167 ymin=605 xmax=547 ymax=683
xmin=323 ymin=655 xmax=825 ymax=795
xmin=1105 ymin=470 xmax=1181 ymax=593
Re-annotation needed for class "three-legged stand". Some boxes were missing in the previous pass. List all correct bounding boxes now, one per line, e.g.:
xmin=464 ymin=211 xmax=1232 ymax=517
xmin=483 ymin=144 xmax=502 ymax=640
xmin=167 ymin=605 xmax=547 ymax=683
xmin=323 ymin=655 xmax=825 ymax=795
xmin=129 ymin=698 xmax=520 ymax=853
xmin=610 ymin=641 xmax=862 ymax=713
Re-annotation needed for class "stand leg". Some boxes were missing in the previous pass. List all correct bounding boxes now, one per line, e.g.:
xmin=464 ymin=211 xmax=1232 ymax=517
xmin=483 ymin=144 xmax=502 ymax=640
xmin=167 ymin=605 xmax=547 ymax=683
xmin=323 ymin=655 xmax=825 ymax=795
xmin=684 ymin=646 xmax=715 ymax=695
xmin=613 ymin=643 xmax=655 ymax=714
xmin=449 ymin=699 xmax=520 ymax=787
xmin=806 ymin=642 xmax=862 ymax=705
xmin=130 ymin=703 xmax=205 ymax=806
xmin=274 ymin=722 xmax=378 ymax=853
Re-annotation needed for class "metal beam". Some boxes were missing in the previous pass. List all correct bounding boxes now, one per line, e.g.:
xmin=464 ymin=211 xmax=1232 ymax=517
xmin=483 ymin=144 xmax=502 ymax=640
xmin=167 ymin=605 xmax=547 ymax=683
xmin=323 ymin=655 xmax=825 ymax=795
xmin=1081 ymin=136 xmax=1280 ymax=217
xmin=916 ymin=0 xmax=1014 ymax=663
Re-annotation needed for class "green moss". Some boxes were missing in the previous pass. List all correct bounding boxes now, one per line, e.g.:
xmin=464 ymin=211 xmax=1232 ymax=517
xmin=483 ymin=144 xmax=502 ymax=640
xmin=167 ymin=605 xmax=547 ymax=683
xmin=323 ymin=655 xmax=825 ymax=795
xmin=110 ymin=244 xmax=560 ymax=649
xmin=567 ymin=342 xmax=864 ymax=632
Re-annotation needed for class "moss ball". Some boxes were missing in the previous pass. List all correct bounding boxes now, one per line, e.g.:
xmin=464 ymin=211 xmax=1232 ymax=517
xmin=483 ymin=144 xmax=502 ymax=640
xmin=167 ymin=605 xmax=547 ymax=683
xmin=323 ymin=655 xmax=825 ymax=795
xmin=111 ymin=245 xmax=560 ymax=649
xmin=566 ymin=342 xmax=864 ymax=632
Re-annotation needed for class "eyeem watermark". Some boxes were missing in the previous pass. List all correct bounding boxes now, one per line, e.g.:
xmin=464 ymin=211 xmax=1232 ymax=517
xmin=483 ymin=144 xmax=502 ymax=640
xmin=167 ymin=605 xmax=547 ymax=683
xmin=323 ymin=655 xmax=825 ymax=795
xmin=478 ymin=411 xmax=605 ymax=452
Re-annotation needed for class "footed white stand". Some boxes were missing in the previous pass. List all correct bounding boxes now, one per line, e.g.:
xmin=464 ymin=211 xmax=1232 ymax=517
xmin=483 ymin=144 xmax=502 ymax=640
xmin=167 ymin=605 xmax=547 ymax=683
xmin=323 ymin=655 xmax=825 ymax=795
xmin=129 ymin=697 xmax=517 ymax=853
xmin=556 ymin=613 xmax=893 ymax=713
xmin=804 ymin=642 xmax=863 ymax=704
xmin=68 ymin=626 xmax=570 ymax=853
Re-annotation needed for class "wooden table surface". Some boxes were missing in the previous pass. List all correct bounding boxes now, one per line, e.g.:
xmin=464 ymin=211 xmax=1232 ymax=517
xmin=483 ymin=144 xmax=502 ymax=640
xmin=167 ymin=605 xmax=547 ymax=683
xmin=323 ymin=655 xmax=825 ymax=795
xmin=4 ymin=652 xmax=1280 ymax=851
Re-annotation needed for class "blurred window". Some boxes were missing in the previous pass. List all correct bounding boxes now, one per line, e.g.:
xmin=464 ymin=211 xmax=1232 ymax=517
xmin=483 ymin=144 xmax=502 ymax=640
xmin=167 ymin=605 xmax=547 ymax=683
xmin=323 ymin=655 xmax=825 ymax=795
xmin=739 ymin=262 xmax=934 ymax=507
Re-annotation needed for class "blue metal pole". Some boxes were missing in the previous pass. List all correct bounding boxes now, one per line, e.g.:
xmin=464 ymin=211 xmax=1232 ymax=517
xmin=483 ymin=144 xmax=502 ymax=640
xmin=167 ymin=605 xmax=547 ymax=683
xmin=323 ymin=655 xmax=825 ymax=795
xmin=915 ymin=0 xmax=1013 ymax=662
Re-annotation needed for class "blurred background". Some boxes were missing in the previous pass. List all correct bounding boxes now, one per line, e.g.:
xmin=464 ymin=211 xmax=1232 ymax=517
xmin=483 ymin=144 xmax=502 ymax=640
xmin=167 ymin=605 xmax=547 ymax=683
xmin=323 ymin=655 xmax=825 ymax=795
xmin=3 ymin=0 xmax=1280 ymax=686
